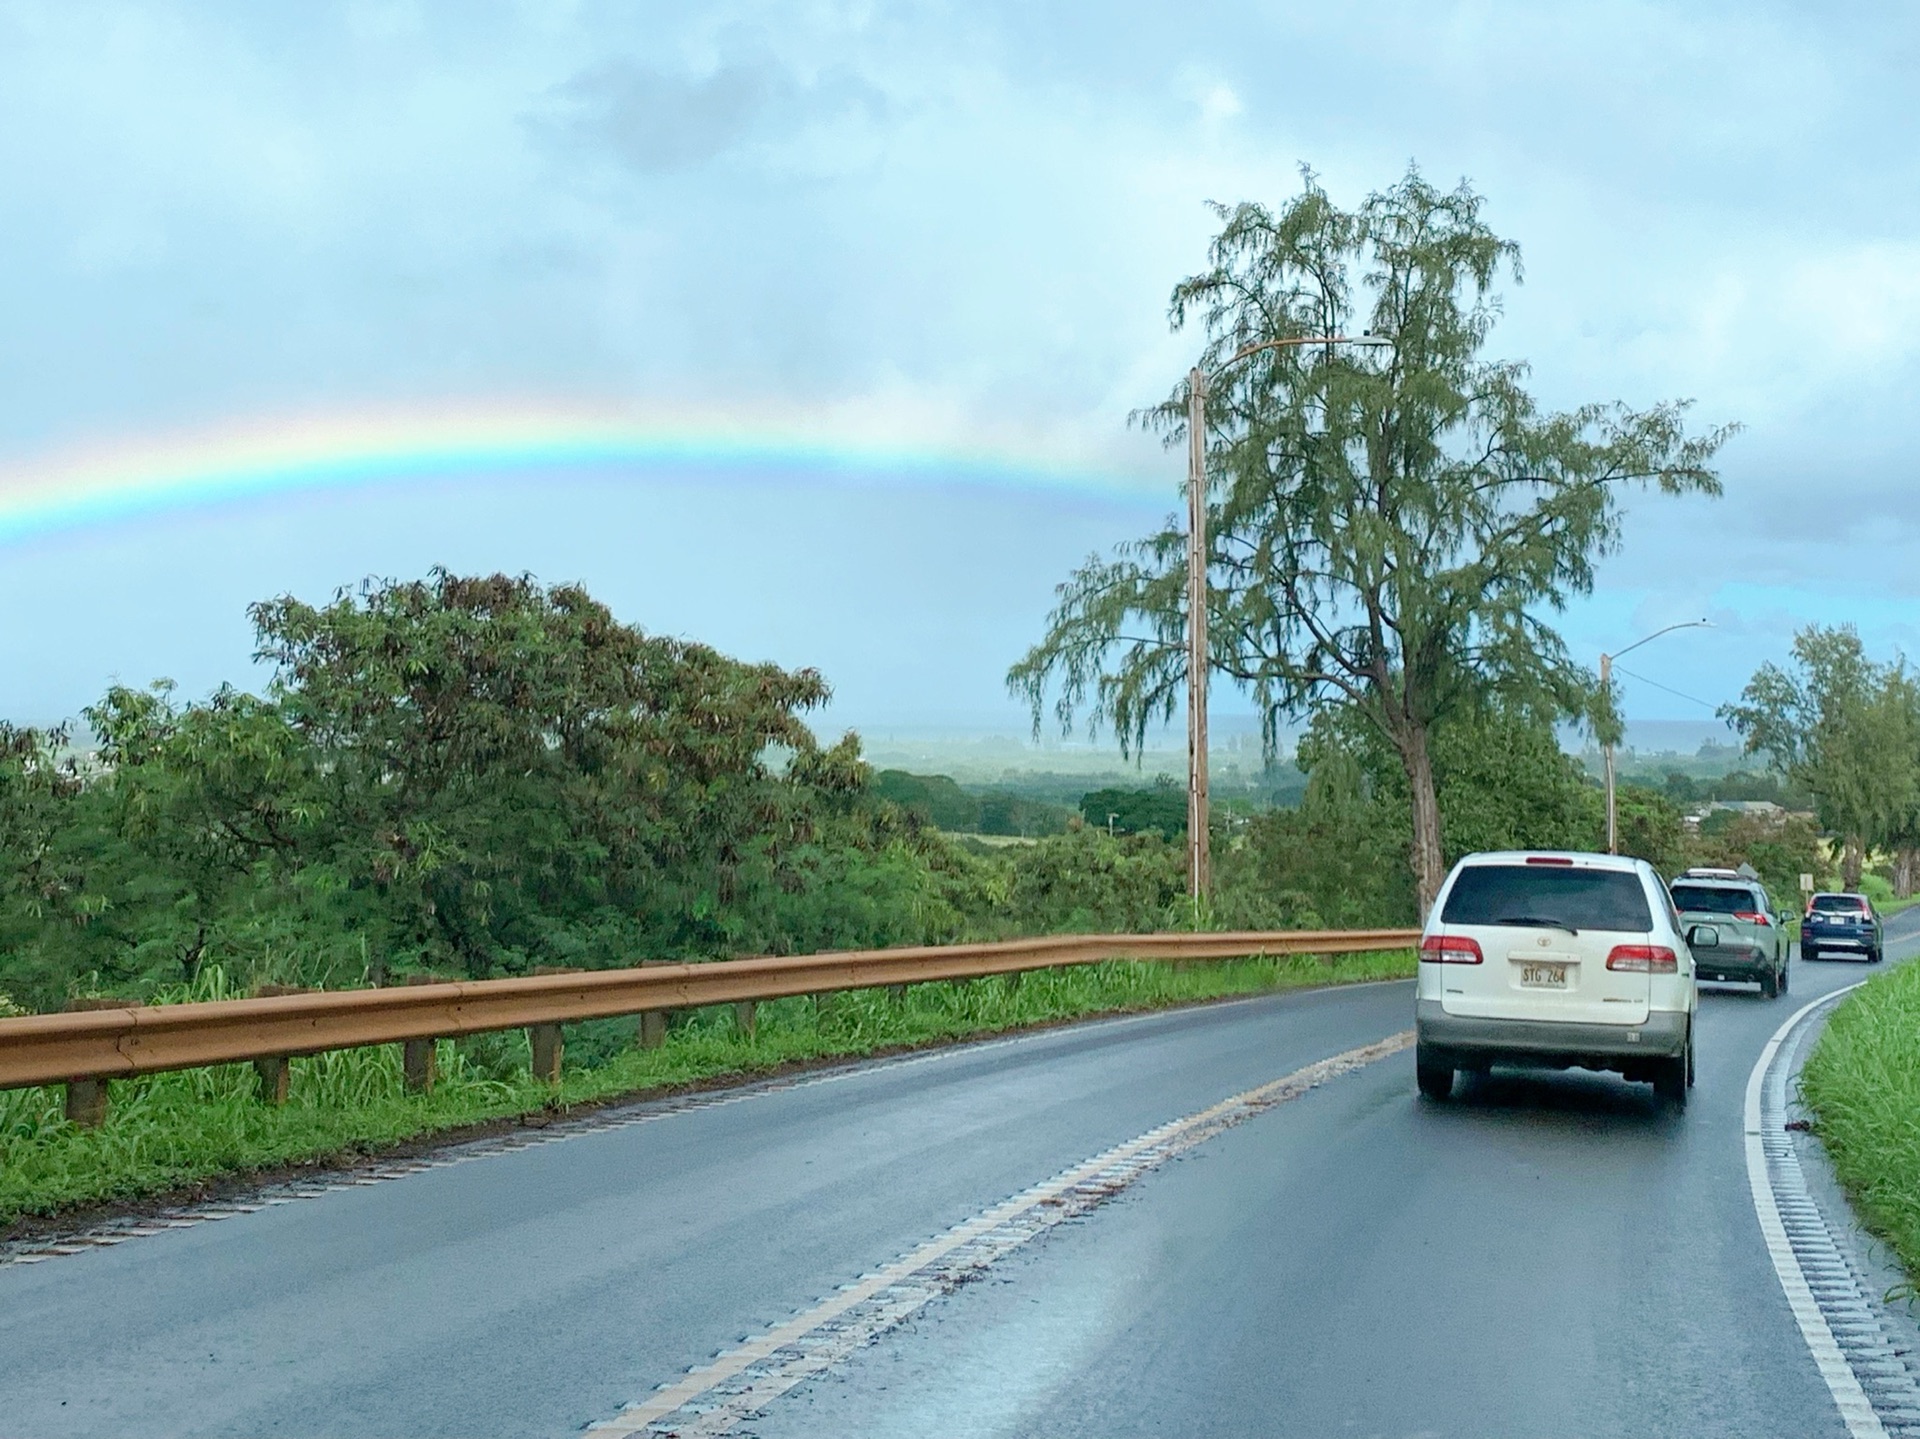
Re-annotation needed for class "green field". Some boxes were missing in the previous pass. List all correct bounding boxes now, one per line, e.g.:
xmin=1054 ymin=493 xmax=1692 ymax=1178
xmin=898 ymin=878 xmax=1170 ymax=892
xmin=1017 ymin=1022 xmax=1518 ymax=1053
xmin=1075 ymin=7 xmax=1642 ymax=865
xmin=0 ymin=949 xmax=1416 ymax=1233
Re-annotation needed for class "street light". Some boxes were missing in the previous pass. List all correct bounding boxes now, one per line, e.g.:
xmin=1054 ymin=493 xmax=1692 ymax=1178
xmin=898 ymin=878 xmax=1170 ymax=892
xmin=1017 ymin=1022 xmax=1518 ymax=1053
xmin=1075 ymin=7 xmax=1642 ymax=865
xmin=1600 ymin=619 xmax=1713 ymax=853
xmin=1184 ymin=332 xmax=1392 ymax=904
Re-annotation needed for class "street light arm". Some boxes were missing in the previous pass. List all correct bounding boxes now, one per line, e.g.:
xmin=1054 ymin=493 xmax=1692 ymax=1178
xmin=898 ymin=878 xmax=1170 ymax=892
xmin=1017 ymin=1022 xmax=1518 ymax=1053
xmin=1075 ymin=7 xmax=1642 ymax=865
xmin=1604 ymin=618 xmax=1712 ymax=666
xmin=1599 ymin=617 xmax=1714 ymax=857
xmin=1222 ymin=333 xmax=1392 ymax=371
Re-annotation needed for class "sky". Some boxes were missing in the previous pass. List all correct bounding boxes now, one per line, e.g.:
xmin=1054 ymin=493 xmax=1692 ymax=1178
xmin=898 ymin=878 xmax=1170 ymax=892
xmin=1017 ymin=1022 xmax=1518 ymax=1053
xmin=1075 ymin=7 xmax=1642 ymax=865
xmin=1 ymin=0 xmax=1916 ymax=751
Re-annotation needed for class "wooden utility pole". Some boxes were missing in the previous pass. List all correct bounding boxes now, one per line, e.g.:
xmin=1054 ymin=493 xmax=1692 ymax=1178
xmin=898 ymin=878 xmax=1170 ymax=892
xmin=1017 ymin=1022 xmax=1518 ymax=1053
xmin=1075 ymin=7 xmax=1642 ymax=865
xmin=1601 ymin=650 xmax=1617 ymax=854
xmin=1186 ymin=366 xmax=1211 ymax=904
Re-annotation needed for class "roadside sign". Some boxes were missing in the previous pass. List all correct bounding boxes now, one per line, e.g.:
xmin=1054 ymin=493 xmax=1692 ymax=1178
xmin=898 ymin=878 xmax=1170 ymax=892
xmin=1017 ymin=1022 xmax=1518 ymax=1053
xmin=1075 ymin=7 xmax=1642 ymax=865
xmin=1800 ymin=873 xmax=1815 ymax=893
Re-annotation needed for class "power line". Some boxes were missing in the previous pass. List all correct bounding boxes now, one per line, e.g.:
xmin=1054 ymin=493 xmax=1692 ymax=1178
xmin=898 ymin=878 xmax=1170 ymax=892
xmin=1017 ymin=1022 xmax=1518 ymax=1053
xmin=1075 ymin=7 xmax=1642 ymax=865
xmin=1611 ymin=662 xmax=1722 ymax=714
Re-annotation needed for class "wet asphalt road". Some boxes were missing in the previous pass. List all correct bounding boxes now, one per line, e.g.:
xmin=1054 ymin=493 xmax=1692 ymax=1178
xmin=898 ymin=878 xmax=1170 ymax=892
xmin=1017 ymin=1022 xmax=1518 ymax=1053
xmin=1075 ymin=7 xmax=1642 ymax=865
xmin=2 ymin=915 xmax=1912 ymax=1438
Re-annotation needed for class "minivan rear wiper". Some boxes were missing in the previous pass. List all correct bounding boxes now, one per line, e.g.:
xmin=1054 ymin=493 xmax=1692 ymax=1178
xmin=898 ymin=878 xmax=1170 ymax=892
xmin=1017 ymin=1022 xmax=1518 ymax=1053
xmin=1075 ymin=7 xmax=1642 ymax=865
xmin=1500 ymin=915 xmax=1579 ymax=936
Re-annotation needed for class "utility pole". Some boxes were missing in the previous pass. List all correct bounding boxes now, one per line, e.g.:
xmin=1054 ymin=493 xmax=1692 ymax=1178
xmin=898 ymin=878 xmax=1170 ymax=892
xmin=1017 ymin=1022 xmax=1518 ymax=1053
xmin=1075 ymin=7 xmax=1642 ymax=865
xmin=1601 ymin=650 xmax=1617 ymax=854
xmin=1180 ymin=334 xmax=1393 ymax=908
xmin=1186 ymin=365 xmax=1211 ymax=905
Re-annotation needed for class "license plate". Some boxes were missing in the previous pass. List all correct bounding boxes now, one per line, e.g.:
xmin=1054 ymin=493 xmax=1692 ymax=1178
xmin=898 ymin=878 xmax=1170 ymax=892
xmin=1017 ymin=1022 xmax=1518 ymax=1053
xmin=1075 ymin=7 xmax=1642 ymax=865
xmin=1520 ymin=962 xmax=1570 ymax=989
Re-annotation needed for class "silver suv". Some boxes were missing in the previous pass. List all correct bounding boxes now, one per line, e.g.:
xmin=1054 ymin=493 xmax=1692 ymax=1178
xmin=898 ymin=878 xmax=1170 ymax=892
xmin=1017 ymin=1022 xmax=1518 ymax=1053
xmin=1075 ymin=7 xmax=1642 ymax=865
xmin=1416 ymin=851 xmax=1702 ymax=1105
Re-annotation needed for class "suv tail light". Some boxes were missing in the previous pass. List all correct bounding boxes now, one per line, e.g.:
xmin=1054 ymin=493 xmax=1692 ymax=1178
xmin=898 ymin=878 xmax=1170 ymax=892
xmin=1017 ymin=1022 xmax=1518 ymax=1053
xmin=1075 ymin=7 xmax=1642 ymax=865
xmin=1733 ymin=911 xmax=1769 ymax=926
xmin=1420 ymin=934 xmax=1484 ymax=964
xmin=1607 ymin=944 xmax=1678 ymax=973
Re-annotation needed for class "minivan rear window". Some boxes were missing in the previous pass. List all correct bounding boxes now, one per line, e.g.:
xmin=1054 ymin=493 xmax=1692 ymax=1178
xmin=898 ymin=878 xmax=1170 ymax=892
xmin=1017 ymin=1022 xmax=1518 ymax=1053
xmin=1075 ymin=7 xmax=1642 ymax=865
xmin=1670 ymin=884 xmax=1761 ymax=915
xmin=1441 ymin=865 xmax=1653 ymax=932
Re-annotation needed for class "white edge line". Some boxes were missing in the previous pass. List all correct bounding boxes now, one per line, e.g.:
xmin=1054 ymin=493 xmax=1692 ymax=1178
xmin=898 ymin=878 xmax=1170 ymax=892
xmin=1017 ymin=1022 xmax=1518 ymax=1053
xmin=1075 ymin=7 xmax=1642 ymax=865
xmin=1744 ymin=979 xmax=1886 ymax=1438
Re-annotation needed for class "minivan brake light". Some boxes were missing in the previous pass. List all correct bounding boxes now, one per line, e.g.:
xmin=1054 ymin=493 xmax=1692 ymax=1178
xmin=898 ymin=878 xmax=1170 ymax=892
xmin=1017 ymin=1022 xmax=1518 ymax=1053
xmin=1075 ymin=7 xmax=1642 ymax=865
xmin=1606 ymin=944 xmax=1678 ymax=973
xmin=1420 ymin=935 xmax=1484 ymax=964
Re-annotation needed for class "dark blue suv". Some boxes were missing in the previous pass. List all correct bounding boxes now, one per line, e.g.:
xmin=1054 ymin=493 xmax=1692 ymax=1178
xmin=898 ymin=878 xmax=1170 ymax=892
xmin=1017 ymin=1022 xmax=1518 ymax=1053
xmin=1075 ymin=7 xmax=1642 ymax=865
xmin=1802 ymin=892 xmax=1883 ymax=963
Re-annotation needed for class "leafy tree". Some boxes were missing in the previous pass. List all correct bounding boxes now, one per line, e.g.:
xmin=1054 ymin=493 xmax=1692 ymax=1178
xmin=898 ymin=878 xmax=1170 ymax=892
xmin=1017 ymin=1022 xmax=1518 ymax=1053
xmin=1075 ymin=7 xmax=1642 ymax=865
xmin=872 ymin=771 xmax=982 ymax=831
xmin=1692 ymin=811 xmax=1828 ymax=909
xmin=999 ymin=828 xmax=1186 ymax=934
xmin=1214 ymin=747 xmax=1412 ymax=929
xmin=1722 ymin=625 xmax=1915 ymax=888
xmin=1078 ymin=779 xmax=1188 ymax=838
xmin=1610 ymin=785 xmax=1691 ymax=880
xmin=1010 ymin=167 xmax=1732 ymax=915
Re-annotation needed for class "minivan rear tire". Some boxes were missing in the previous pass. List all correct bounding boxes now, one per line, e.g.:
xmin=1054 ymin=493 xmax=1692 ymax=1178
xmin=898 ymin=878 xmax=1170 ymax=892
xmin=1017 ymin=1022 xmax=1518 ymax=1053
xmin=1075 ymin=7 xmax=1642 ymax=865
xmin=1760 ymin=968 xmax=1779 ymax=999
xmin=1655 ymin=1041 xmax=1691 ymax=1106
xmin=1415 ymin=1048 xmax=1454 ymax=1101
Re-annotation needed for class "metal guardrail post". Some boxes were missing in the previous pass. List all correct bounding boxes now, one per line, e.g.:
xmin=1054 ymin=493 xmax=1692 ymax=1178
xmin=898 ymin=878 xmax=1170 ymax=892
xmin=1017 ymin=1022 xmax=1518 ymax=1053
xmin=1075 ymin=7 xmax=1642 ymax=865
xmin=733 ymin=1001 xmax=756 ymax=1038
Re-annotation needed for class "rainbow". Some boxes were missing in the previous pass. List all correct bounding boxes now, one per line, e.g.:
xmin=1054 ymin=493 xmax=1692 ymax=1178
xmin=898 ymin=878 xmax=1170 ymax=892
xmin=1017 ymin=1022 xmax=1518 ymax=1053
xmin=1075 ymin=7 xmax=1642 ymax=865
xmin=0 ymin=401 xmax=1166 ymax=546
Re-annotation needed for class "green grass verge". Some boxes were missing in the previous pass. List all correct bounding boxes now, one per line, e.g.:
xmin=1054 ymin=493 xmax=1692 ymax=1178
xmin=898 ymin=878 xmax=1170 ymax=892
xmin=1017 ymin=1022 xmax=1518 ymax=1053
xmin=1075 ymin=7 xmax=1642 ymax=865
xmin=0 ymin=949 xmax=1414 ymax=1231
xmin=1799 ymin=959 xmax=1920 ymax=1289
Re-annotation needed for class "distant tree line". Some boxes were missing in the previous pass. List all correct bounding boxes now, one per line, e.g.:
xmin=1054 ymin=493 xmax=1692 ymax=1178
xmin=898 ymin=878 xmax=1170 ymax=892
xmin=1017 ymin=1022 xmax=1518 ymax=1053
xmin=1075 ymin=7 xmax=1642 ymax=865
xmin=0 ymin=570 xmax=1834 ymax=1015
xmin=868 ymin=771 xmax=1071 ymax=837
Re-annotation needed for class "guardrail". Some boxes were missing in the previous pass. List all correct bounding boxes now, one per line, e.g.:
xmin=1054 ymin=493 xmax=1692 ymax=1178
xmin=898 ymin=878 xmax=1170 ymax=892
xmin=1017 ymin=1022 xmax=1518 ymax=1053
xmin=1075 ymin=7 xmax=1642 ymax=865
xmin=0 ymin=927 xmax=1420 ymax=1125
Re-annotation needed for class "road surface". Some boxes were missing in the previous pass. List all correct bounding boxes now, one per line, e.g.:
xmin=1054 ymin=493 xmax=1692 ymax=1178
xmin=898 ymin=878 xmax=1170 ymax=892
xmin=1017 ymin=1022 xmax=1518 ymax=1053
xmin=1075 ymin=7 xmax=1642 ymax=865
xmin=3 ymin=915 xmax=1915 ymax=1437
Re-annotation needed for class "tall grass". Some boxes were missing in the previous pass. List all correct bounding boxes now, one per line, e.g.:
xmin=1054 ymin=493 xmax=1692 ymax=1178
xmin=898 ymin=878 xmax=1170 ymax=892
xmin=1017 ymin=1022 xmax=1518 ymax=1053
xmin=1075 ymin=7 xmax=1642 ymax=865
xmin=1799 ymin=959 xmax=1920 ymax=1288
xmin=0 ymin=949 xmax=1414 ymax=1228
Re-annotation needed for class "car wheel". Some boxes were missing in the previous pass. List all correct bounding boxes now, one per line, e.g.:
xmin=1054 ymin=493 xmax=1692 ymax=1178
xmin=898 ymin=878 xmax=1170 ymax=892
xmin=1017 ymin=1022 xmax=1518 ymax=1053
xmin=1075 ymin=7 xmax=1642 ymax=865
xmin=1654 ymin=1050 xmax=1689 ymax=1105
xmin=1761 ymin=968 xmax=1779 ymax=999
xmin=1416 ymin=1047 xmax=1454 ymax=1102
xmin=1779 ymin=960 xmax=1790 ymax=995
xmin=1802 ymin=944 xmax=1818 ymax=961
xmin=1871 ymin=947 xmax=1884 ymax=964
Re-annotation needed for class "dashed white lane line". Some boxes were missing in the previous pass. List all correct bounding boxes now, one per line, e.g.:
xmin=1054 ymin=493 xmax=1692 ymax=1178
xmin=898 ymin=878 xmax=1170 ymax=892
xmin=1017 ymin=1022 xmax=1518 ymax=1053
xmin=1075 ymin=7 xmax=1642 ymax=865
xmin=583 ymin=1029 xmax=1415 ymax=1439
xmin=1745 ymin=980 xmax=1920 ymax=1438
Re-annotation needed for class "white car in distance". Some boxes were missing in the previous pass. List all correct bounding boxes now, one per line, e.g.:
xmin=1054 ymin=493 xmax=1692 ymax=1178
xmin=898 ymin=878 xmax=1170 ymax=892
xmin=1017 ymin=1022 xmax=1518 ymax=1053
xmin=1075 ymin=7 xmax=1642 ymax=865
xmin=1415 ymin=851 xmax=1703 ymax=1104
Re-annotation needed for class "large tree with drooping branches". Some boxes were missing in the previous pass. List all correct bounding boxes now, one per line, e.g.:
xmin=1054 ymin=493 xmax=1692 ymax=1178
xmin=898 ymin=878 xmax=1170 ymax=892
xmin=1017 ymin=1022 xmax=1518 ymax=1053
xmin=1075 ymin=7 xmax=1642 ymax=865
xmin=1010 ymin=167 xmax=1736 ymax=916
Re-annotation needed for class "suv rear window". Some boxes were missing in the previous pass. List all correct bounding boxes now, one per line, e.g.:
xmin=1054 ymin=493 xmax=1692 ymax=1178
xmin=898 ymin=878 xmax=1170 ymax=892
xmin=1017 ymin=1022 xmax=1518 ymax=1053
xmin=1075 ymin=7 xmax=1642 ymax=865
xmin=1811 ymin=894 xmax=1870 ymax=914
xmin=1441 ymin=865 xmax=1653 ymax=932
xmin=1670 ymin=884 xmax=1762 ymax=915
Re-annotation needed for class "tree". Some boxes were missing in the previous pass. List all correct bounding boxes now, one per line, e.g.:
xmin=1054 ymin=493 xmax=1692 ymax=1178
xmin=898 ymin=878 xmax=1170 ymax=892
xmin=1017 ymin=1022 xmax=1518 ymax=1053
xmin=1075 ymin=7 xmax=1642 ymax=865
xmin=1721 ymin=625 xmax=1916 ymax=889
xmin=1009 ymin=168 xmax=1733 ymax=916
xmin=1078 ymin=779 xmax=1188 ymax=837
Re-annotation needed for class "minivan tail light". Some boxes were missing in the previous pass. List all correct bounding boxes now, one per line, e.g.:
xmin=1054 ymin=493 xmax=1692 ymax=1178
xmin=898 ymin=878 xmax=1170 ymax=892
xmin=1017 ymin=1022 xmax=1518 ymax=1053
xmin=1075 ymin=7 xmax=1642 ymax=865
xmin=1420 ymin=934 xmax=1484 ymax=964
xmin=1606 ymin=944 xmax=1678 ymax=973
xmin=1733 ymin=911 xmax=1769 ymax=926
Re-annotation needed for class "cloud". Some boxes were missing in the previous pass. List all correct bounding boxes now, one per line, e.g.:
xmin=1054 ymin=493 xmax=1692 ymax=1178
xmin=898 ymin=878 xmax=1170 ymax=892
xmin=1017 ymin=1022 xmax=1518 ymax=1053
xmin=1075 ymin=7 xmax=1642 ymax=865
xmin=530 ymin=56 xmax=892 ymax=174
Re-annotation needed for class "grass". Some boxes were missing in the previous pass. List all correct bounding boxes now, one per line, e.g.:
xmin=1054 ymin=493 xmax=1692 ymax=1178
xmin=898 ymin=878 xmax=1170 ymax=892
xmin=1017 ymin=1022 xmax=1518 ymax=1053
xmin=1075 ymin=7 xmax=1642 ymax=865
xmin=1799 ymin=958 xmax=1920 ymax=1290
xmin=0 ymin=948 xmax=1415 ymax=1231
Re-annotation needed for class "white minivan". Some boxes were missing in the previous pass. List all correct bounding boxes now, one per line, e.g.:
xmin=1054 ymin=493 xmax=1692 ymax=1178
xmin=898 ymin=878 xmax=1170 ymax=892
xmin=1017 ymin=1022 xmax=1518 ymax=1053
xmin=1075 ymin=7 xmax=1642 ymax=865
xmin=1415 ymin=851 xmax=1702 ymax=1104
